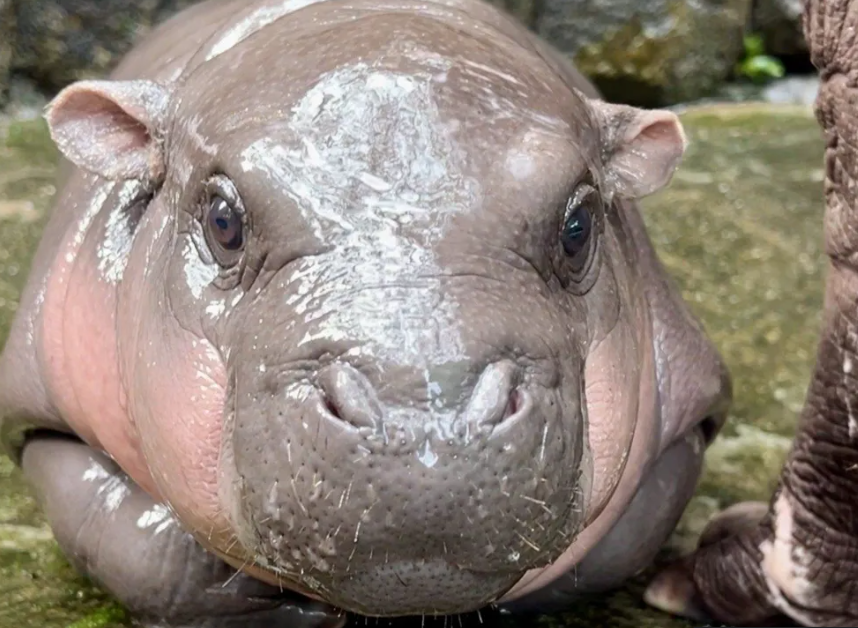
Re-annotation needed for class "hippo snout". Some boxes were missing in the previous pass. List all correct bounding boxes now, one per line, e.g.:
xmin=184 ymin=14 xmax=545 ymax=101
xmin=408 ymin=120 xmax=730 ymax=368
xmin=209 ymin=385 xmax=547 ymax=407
xmin=227 ymin=352 xmax=582 ymax=616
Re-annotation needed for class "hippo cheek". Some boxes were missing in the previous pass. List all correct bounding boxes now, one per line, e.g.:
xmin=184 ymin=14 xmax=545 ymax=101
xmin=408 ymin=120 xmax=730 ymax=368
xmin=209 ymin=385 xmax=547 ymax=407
xmin=499 ymin=312 xmax=656 ymax=602
xmin=114 ymin=205 xmax=238 ymax=554
xmin=216 ymin=359 xmax=584 ymax=617
xmin=122 ymin=326 xmax=233 ymax=549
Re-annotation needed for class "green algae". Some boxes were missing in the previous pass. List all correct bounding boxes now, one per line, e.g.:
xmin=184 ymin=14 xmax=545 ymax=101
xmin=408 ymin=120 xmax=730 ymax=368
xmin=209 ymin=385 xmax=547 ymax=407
xmin=0 ymin=104 xmax=826 ymax=627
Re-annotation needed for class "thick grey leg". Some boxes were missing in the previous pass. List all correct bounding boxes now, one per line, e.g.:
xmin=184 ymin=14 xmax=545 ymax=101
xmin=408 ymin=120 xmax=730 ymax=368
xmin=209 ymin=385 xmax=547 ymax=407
xmin=642 ymin=1 xmax=858 ymax=624
xmin=20 ymin=432 xmax=346 ymax=628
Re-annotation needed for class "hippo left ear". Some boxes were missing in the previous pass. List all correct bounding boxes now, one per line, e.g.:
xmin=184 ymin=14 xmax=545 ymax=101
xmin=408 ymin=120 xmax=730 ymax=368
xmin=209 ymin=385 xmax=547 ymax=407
xmin=44 ymin=79 xmax=171 ymax=187
xmin=593 ymin=101 xmax=688 ymax=200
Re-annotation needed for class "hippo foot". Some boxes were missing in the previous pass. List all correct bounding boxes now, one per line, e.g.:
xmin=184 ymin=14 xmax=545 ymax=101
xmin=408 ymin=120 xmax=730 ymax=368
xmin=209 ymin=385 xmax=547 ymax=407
xmin=19 ymin=433 xmax=346 ymax=628
xmin=643 ymin=496 xmax=858 ymax=627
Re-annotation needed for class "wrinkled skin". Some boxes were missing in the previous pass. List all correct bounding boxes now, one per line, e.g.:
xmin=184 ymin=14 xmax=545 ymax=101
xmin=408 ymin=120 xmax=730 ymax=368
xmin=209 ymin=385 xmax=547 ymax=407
xmin=0 ymin=0 xmax=731 ymax=625
xmin=643 ymin=1 xmax=858 ymax=626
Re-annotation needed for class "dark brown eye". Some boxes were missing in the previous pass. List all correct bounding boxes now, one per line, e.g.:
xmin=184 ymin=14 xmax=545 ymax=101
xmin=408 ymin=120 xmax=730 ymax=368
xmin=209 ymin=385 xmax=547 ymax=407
xmin=207 ymin=195 xmax=243 ymax=251
xmin=561 ymin=200 xmax=592 ymax=263
xmin=561 ymin=184 xmax=599 ymax=274
xmin=201 ymin=175 xmax=247 ymax=268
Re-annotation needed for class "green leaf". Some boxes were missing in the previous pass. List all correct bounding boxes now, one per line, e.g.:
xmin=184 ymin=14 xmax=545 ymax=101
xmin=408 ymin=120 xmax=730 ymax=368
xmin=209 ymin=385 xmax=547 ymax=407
xmin=739 ymin=55 xmax=786 ymax=81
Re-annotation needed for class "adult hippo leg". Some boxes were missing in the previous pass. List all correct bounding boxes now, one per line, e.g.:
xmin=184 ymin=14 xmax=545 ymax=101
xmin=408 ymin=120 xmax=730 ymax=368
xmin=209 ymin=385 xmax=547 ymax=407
xmin=19 ymin=433 xmax=345 ymax=628
xmin=644 ymin=0 xmax=858 ymax=625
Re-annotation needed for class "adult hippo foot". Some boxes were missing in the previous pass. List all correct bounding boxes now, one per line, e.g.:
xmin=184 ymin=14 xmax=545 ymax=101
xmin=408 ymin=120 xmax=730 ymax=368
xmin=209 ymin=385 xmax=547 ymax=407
xmin=20 ymin=433 xmax=346 ymax=628
xmin=644 ymin=0 xmax=858 ymax=625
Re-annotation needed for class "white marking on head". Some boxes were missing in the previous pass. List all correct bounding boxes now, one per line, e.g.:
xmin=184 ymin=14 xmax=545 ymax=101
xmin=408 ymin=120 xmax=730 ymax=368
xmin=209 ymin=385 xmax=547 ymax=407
xmin=182 ymin=239 xmax=219 ymax=299
xmin=66 ymin=177 xmax=114 ymax=265
xmin=505 ymin=149 xmax=536 ymax=181
xmin=186 ymin=114 xmax=219 ymax=157
xmin=205 ymin=0 xmax=324 ymax=61
xmin=238 ymin=62 xmax=487 ymax=448
xmin=206 ymin=299 xmax=226 ymax=319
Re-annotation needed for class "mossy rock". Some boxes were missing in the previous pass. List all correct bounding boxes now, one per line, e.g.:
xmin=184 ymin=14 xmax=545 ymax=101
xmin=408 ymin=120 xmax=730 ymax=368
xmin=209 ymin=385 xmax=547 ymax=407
xmin=533 ymin=0 xmax=751 ymax=106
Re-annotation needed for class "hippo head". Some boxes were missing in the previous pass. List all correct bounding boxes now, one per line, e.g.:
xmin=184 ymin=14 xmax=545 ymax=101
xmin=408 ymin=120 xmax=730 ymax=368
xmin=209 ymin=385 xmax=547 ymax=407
xmin=44 ymin=0 xmax=729 ymax=617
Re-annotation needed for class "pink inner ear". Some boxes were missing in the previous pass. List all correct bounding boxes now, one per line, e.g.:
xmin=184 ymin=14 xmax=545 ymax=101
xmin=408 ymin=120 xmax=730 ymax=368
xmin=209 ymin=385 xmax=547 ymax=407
xmin=637 ymin=117 xmax=679 ymax=145
xmin=608 ymin=111 xmax=686 ymax=200
xmin=630 ymin=117 xmax=684 ymax=170
xmin=47 ymin=87 xmax=155 ymax=180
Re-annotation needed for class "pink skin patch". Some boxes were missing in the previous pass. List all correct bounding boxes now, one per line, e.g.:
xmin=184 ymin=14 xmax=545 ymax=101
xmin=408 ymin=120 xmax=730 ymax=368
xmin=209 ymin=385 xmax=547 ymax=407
xmin=40 ymin=179 xmax=157 ymax=498
xmin=41 ymin=182 xmax=237 ymax=559
xmin=126 ymin=328 xmax=228 ymax=539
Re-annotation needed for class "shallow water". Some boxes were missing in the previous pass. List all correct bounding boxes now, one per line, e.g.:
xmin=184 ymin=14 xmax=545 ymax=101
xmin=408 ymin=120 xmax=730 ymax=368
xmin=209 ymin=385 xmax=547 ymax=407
xmin=0 ymin=103 xmax=825 ymax=628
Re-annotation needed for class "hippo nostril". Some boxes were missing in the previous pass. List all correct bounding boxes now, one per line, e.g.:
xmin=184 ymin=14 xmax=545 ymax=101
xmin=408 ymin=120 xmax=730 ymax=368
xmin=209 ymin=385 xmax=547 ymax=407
xmin=316 ymin=363 xmax=381 ymax=430
xmin=323 ymin=395 xmax=342 ymax=421
xmin=503 ymin=388 xmax=522 ymax=422
xmin=464 ymin=360 xmax=526 ymax=429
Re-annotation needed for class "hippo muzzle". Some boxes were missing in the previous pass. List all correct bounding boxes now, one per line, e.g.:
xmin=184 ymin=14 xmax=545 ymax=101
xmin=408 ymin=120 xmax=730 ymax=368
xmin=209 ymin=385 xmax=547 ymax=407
xmin=224 ymin=265 xmax=583 ymax=614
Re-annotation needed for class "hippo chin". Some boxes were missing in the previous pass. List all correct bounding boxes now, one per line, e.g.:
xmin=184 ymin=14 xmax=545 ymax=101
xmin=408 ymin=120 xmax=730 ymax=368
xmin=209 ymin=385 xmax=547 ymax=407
xmin=0 ymin=0 xmax=731 ymax=623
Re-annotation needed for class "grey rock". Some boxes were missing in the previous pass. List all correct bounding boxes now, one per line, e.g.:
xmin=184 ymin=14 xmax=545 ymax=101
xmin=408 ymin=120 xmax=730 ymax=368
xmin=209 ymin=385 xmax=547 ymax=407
xmin=10 ymin=0 xmax=201 ymax=92
xmin=0 ymin=0 xmax=15 ymax=103
xmin=535 ymin=0 xmax=752 ymax=107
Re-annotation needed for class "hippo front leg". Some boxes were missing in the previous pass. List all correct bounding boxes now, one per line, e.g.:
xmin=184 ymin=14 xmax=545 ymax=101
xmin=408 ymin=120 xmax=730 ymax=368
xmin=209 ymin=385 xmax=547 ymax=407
xmin=19 ymin=433 xmax=346 ymax=628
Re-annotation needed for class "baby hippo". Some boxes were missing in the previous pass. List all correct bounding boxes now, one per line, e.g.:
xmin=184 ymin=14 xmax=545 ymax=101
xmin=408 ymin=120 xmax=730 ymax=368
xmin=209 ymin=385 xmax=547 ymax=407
xmin=0 ymin=0 xmax=731 ymax=625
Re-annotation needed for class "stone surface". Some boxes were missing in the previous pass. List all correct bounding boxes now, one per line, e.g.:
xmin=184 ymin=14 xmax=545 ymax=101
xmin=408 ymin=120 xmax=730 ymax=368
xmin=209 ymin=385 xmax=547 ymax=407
xmin=0 ymin=103 xmax=826 ymax=627
xmin=535 ymin=0 xmax=752 ymax=107
xmin=0 ymin=0 xmax=15 ymax=104
xmin=752 ymin=0 xmax=807 ymax=58
xmin=10 ymin=0 xmax=199 ymax=91
xmin=760 ymin=74 xmax=818 ymax=106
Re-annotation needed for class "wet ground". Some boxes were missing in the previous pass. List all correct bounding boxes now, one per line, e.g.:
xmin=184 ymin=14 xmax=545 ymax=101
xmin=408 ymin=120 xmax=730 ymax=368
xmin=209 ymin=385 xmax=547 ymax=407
xmin=0 ymin=101 xmax=825 ymax=627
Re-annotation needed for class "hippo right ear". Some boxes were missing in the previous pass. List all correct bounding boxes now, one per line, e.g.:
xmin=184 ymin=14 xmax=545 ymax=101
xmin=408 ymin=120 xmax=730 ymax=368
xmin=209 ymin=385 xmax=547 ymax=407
xmin=592 ymin=101 xmax=688 ymax=201
xmin=44 ymin=79 xmax=171 ymax=186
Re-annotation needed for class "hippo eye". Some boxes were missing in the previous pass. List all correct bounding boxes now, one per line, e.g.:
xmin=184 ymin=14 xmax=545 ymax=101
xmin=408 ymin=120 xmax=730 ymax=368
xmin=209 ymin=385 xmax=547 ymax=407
xmin=561 ymin=184 xmax=598 ymax=273
xmin=202 ymin=176 xmax=247 ymax=268
xmin=207 ymin=196 xmax=244 ymax=251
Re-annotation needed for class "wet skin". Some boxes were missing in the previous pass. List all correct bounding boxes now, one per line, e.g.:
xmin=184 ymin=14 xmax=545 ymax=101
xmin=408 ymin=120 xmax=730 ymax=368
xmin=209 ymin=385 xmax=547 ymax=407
xmin=0 ymin=0 xmax=731 ymax=625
